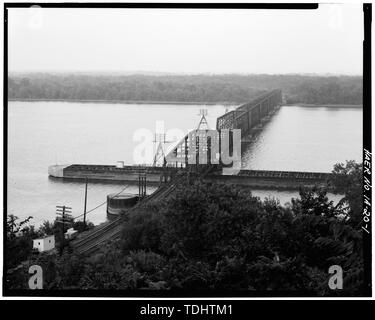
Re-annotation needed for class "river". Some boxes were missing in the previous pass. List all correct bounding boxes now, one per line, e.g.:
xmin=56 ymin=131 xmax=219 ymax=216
xmin=7 ymin=101 xmax=362 ymax=226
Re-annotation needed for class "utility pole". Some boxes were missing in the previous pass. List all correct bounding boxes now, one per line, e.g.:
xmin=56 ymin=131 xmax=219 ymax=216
xmin=138 ymin=167 xmax=147 ymax=199
xmin=56 ymin=205 xmax=72 ymax=253
xmin=8 ymin=215 xmax=17 ymax=235
xmin=143 ymin=172 xmax=147 ymax=197
xmin=83 ymin=177 xmax=88 ymax=230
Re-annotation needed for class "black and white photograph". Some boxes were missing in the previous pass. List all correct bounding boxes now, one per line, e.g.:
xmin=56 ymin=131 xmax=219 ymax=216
xmin=2 ymin=1 xmax=372 ymax=300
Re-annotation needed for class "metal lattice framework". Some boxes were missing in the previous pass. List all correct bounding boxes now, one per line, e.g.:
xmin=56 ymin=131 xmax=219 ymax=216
xmin=165 ymin=89 xmax=282 ymax=167
xmin=165 ymin=129 xmax=222 ymax=167
xmin=216 ymin=89 xmax=282 ymax=135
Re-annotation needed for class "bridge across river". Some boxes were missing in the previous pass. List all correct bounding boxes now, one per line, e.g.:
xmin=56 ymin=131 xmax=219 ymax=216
xmin=216 ymin=89 xmax=282 ymax=135
xmin=70 ymin=89 xmax=334 ymax=255
xmin=165 ymin=89 xmax=282 ymax=167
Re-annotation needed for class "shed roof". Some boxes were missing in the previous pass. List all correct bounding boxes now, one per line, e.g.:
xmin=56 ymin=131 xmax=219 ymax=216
xmin=33 ymin=235 xmax=54 ymax=241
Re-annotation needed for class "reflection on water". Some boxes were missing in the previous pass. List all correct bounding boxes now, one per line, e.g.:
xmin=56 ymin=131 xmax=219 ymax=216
xmin=8 ymin=102 xmax=362 ymax=225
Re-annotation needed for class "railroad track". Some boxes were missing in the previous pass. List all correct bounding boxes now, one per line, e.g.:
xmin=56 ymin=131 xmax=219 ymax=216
xmin=72 ymin=171 xmax=187 ymax=255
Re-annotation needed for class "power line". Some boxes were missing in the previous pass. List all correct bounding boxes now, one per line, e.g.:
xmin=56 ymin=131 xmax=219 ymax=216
xmin=72 ymin=184 xmax=130 ymax=220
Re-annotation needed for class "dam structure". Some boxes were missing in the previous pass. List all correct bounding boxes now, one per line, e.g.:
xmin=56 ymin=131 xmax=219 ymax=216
xmin=68 ymin=89 xmax=334 ymax=256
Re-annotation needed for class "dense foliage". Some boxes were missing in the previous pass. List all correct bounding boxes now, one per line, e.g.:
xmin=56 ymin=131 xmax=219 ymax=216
xmin=5 ymin=217 xmax=94 ymax=269
xmin=5 ymin=161 xmax=365 ymax=295
xmin=6 ymin=215 xmax=36 ymax=269
xmin=8 ymin=73 xmax=362 ymax=104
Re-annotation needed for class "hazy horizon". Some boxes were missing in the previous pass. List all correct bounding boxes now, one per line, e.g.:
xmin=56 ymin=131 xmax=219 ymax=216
xmin=8 ymin=4 xmax=363 ymax=75
xmin=8 ymin=70 xmax=363 ymax=77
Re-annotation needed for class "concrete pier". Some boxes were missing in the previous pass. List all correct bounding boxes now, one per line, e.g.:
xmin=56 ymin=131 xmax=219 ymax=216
xmin=49 ymin=164 xmax=332 ymax=190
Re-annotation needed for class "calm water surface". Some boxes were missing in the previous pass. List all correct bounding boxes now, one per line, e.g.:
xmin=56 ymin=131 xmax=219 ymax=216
xmin=8 ymin=102 xmax=362 ymax=225
xmin=242 ymin=106 xmax=362 ymax=172
xmin=8 ymin=101 xmax=229 ymax=225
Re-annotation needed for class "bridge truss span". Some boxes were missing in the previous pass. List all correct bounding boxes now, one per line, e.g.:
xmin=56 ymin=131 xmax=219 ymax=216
xmin=216 ymin=89 xmax=282 ymax=136
xmin=165 ymin=89 xmax=282 ymax=168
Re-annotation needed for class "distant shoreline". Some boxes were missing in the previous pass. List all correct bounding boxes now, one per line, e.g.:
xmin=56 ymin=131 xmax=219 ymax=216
xmin=8 ymin=98 xmax=235 ymax=105
xmin=8 ymin=99 xmax=363 ymax=108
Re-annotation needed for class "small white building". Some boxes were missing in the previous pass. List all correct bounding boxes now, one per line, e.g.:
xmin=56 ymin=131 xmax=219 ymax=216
xmin=33 ymin=235 xmax=55 ymax=252
xmin=64 ymin=228 xmax=78 ymax=240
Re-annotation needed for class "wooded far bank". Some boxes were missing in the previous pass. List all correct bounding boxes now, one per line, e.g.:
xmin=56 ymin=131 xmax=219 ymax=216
xmin=8 ymin=73 xmax=362 ymax=105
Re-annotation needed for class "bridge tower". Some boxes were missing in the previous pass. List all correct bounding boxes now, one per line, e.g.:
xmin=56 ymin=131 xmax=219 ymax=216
xmin=153 ymin=133 xmax=168 ymax=167
xmin=197 ymin=108 xmax=210 ymax=130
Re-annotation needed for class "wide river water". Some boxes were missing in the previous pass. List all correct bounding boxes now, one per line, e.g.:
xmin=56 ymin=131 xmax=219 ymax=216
xmin=7 ymin=101 xmax=362 ymax=226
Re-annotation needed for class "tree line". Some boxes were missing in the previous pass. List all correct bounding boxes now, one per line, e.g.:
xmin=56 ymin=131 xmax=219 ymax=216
xmin=5 ymin=161 xmax=365 ymax=295
xmin=8 ymin=73 xmax=362 ymax=105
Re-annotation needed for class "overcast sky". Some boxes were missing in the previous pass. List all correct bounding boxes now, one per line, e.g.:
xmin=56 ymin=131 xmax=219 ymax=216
xmin=8 ymin=4 xmax=363 ymax=75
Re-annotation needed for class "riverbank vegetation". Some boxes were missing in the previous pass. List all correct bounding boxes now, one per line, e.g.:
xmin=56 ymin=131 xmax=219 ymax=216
xmin=5 ymin=216 xmax=94 ymax=270
xmin=5 ymin=161 xmax=365 ymax=295
xmin=8 ymin=73 xmax=362 ymax=105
